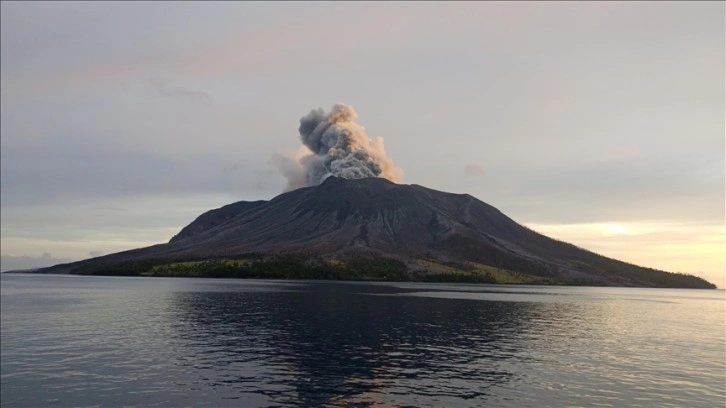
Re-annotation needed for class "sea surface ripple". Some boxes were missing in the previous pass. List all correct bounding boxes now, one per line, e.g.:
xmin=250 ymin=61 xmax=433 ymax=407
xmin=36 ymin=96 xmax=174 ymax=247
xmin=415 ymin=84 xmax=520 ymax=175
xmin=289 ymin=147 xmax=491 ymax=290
xmin=1 ymin=275 xmax=724 ymax=407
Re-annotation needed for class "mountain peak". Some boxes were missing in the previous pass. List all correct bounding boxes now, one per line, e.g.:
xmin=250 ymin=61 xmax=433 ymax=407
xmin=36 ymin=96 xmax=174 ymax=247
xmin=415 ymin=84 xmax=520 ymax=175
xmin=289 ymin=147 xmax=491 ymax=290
xmin=36 ymin=178 xmax=716 ymax=288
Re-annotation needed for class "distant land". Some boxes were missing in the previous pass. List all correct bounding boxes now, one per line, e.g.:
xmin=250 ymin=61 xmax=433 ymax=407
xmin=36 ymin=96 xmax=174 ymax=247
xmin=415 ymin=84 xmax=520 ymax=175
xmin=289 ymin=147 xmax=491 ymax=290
xmin=1 ymin=253 xmax=72 ymax=273
xmin=26 ymin=177 xmax=715 ymax=289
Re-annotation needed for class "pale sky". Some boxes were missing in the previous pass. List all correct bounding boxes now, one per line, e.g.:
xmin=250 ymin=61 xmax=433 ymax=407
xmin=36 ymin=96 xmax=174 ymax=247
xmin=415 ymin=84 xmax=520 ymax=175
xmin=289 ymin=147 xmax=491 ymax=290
xmin=1 ymin=2 xmax=724 ymax=287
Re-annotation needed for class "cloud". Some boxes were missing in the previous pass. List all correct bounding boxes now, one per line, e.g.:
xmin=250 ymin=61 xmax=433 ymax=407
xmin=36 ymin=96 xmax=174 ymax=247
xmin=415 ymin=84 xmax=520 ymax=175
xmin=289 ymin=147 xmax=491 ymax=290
xmin=0 ymin=134 xmax=274 ymax=205
xmin=144 ymin=77 xmax=213 ymax=105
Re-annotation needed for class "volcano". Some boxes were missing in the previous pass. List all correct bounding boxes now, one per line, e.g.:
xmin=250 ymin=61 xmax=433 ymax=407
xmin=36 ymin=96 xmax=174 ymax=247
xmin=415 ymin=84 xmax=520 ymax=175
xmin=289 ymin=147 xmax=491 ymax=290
xmin=38 ymin=177 xmax=714 ymax=288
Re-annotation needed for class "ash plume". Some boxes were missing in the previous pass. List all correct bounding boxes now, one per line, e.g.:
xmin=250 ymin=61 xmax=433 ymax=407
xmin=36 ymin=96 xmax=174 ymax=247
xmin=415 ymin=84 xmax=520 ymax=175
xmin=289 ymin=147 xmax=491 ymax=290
xmin=273 ymin=103 xmax=403 ymax=191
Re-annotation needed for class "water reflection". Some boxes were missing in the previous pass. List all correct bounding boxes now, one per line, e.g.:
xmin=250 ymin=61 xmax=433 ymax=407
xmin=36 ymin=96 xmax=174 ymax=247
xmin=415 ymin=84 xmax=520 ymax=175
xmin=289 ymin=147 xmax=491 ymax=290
xmin=2 ymin=276 xmax=723 ymax=407
xmin=167 ymin=282 xmax=558 ymax=406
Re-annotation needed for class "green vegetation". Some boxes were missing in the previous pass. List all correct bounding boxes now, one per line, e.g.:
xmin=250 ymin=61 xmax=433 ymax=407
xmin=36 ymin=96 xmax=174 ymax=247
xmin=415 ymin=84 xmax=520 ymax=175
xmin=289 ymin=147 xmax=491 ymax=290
xmin=71 ymin=253 xmax=410 ymax=281
xmin=68 ymin=252 xmax=715 ymax=288
xmin=71 ymin=253 xmax=562 ymax=285
xmin=72 ymin=259 xmax=161 ymax=276
xmin=412 ymin=259 xmax=560 ymax=284
xmin=466 ymin=262 xmax=561 ymax=284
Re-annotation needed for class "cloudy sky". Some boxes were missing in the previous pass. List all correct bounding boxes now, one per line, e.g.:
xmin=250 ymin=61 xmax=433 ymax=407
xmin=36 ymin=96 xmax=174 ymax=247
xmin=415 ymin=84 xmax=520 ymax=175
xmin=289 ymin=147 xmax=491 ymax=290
xmin=1 ymin=2 xmax=723 ymax=287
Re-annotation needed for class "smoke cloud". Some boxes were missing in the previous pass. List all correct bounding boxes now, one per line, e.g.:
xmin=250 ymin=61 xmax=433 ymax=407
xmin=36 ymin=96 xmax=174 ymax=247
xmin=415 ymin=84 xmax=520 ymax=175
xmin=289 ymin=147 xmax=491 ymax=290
xmin=273 ymin=103 xmax=403 ymax=191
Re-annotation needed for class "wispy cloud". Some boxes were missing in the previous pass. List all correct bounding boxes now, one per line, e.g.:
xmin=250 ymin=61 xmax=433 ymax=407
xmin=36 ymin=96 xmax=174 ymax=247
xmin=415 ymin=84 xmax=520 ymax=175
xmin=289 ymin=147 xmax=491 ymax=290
xmin=144 ymin=77 xmax=213 ymax=105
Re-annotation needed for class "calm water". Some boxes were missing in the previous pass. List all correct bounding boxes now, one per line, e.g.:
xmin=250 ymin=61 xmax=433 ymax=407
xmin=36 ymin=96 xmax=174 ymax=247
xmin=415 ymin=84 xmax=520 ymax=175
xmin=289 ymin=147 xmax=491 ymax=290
xmin=1 ymin=274 xmax=724 ymax=407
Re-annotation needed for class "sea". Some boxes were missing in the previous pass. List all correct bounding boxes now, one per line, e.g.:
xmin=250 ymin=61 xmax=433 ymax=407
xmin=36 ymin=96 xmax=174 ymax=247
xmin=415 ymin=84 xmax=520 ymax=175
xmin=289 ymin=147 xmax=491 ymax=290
xmin=1 ymin=274 xmax=724 ymax=407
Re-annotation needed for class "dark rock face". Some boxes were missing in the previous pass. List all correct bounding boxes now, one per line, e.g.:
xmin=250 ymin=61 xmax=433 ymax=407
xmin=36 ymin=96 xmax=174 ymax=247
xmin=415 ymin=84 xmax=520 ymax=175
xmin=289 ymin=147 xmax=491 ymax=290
xmin=169 ymin=200 xmax=266 ymax=244
xmin=165 ymin=177 xmax=526 ymax=257
xmin=42 ymin=177 xmax=715 ymax=288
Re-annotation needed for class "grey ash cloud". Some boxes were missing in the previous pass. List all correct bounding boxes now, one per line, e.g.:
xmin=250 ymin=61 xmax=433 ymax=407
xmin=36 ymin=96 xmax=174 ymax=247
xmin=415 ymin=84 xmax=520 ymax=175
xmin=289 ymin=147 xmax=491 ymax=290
xmin=273 ymin=103 xmax=403 ymax=191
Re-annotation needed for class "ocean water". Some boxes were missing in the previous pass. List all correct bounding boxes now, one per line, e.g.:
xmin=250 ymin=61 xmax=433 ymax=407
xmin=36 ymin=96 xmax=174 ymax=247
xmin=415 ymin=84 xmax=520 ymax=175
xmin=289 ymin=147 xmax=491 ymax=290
xmin=1 ymin=274 xmax=724 ymax=407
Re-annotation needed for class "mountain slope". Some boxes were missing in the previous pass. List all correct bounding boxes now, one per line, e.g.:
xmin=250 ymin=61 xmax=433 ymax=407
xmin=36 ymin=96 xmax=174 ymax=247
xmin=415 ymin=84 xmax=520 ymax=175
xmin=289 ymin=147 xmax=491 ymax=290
xmin=39 ymin=177 xmax=715 ymax=288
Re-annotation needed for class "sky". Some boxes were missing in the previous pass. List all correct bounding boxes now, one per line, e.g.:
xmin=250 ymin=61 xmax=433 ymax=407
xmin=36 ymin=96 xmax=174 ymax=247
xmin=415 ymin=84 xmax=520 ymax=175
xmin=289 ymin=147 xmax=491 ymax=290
xmin=1 ymin=2 xmax=723 ymax=287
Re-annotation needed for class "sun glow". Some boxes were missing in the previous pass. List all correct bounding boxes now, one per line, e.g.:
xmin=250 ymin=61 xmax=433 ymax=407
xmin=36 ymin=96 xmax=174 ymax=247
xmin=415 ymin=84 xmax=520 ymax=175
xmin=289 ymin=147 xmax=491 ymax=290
xmin=603 ymin=223 xmax=628 ymax=236
xmin=524 ymin=221 xmax=726 ymax=288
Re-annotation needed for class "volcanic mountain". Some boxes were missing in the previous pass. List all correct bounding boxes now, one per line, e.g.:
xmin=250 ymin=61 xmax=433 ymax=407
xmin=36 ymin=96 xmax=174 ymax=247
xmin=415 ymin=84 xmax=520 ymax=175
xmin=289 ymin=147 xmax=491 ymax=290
xmin=40 ymin=177 xmax=714 ymax=288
